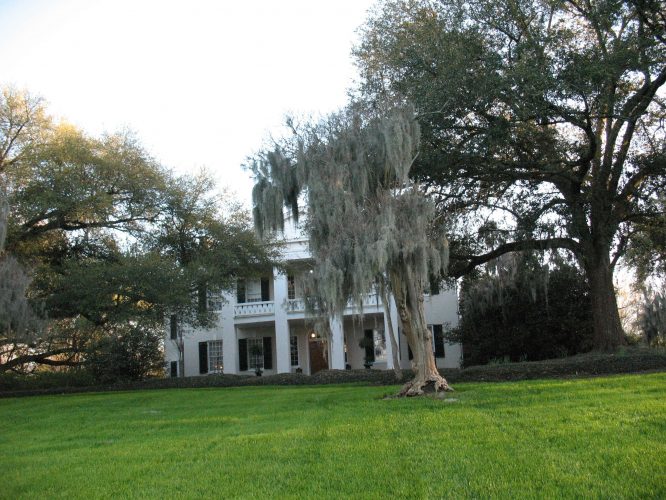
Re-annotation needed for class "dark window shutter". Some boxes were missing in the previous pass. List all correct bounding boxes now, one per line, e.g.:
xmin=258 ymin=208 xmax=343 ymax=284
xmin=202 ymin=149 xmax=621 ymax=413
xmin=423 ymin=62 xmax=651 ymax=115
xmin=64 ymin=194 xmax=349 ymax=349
xmin=429 ymin=277 xmax=440 ymax=295
xmin=197 ymin=283 xmax=207 ymax=312
xmin=170 ymin=361 xmax=178 ymax=377
xmin=261 ymin=278 xmax=270 ymax=301
xmin=199 ymin=342 xmax=208 ymax=374
xmin=170 ymin=315 xmax=178 ymax=340
xmin=238 ymin=338 xmax=248 ymax=371
xmin=236 ymin=279 xmax=246 ymax=303
xmin=263 ymin=337 xmax=273 ymax=369
xmin=364 ymin=329 xmax=375 ymax=362
xmin=433 ymin=325 xmax=445 ymax=358
xmin=399 ymin=327 xmax=412 ymax=360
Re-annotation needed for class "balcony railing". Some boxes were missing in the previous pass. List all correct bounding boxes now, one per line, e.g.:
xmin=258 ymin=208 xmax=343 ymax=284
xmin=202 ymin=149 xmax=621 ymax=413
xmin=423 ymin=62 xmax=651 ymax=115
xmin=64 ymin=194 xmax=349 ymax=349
xmin=234 ymin=301 xmax=275 ymax=317
xmin=352 ymin=293 xmax=381 ymax=309
xmin=286 ymin=298 xmax=306 ymax=313
xmin=286 ymin=294 xmax=381 ymax=314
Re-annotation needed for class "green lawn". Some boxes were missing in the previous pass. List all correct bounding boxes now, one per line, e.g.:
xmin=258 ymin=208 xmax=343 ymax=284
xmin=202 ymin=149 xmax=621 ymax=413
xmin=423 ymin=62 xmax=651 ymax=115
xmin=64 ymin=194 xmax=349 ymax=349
xmin=2 ymin=373 xmax=665 ymax=499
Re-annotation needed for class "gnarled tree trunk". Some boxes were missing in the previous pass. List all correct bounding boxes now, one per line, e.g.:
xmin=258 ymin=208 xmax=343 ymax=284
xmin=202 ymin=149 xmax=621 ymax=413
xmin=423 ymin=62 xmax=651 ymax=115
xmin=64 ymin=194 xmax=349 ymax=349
xmin=390 ymin=264 xmax=452 ymax=396
xmin=584 ymin=253 xmax=626 ymax=351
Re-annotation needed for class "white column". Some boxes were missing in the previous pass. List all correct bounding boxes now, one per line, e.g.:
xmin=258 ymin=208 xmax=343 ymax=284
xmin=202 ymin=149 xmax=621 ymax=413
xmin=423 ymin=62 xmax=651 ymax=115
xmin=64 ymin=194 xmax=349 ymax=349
xmin=328 ymin=314 xmax=346 ymax=370
xmin=383 ymin=296 xmax=395 ymax=370
xmin=221 ymin=299 xmax=238 ymax=374
xmin=384 ymin=295 xmax=401 ymax=370
xmin=273 ymin=268 xmax=291 ymax=373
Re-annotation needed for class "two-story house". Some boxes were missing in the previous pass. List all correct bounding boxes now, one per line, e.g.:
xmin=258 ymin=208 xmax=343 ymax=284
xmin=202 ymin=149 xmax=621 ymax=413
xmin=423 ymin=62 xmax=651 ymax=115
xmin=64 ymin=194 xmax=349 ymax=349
xmin=165 ymin=219 xmax=462 ymax=377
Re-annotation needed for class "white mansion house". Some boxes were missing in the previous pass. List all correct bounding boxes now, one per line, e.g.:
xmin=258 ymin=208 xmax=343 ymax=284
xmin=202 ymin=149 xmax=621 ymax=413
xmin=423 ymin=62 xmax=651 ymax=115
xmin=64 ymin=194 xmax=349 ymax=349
xmin=165 ymin=219 xmax=462 ymax=377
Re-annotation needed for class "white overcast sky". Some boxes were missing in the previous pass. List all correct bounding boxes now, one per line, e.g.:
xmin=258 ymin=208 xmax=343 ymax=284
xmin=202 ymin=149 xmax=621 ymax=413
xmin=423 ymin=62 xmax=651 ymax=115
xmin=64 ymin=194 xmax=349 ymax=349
xmin=0 ymin=0 xmax=376 ymax=205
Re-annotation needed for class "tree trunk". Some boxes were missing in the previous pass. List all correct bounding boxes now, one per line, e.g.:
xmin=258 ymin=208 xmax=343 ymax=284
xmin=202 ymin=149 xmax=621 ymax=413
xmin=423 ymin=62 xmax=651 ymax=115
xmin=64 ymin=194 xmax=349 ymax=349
xmin=390 ymin=265 xmax=452 ymax=396
xmin=585 ymin=255 xmax=626 ymax=351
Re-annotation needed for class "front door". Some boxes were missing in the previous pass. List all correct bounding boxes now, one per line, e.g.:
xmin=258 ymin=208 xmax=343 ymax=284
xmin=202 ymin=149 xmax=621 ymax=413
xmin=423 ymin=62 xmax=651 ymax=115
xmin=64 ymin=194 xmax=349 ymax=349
xmin=309 ymin=339 xmax=328 ymax=374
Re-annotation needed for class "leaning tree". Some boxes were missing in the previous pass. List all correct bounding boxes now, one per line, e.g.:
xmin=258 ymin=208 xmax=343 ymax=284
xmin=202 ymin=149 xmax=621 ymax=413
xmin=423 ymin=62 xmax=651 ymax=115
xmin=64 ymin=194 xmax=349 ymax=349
xmin=355 ymin=0 xmax=666 ymax=351
xmin=251 ymin=106 xmax=452 ymax=395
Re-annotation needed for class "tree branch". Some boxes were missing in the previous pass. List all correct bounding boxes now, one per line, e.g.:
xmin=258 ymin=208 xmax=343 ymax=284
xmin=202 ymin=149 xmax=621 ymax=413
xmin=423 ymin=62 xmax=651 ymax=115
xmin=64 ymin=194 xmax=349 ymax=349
xmin=0 ymin=348 xmax=80 ymax=372
xmin=449 ymin=237 xmax=581 ymax=277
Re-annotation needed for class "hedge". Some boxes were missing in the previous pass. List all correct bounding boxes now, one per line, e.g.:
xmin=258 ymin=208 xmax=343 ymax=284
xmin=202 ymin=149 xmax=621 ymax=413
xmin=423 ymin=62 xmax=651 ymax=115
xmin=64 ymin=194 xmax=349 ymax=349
xmin=2 ymin=347 xmax=665 ymax=398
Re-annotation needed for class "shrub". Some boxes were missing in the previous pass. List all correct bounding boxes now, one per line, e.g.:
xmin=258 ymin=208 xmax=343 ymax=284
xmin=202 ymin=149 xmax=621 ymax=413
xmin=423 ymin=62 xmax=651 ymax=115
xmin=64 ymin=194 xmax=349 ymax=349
xmin=85 ymin=325 xmax=163 ymax=384
xmin=453 ymin=260 xmax=594 ymax=366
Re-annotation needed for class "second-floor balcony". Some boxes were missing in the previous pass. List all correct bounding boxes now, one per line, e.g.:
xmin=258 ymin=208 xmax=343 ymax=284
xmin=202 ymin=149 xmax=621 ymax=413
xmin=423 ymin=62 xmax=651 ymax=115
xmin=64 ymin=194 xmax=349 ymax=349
xmin=234 ymin=301 xmax=275 ymax=317
xmin=286 ymin=294 xmax=381 ymax=314
xmin=234 ymin=294 xmax=381 ymax=319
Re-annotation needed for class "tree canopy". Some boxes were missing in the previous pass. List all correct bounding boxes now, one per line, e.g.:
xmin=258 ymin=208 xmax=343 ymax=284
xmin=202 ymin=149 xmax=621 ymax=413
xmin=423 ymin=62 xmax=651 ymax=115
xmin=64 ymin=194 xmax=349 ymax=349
xmin=354 ymin=0 xmax=666 ymax=350
xmin=0 ymin=86 xmax=277 ymax=377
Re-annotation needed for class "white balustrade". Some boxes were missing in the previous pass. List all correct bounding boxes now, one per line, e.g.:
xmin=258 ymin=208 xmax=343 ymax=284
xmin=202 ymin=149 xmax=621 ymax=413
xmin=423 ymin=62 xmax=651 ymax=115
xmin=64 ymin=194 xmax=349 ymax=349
xmin=234 ymin=294 xmax=380 ymax=318
xmin=233 ymin=301 xmax=275 ymax=317
xmin=347 ymin=293 xmax=381 ymax=310
xmin=286 ymin=298 xmax=305 ymax=313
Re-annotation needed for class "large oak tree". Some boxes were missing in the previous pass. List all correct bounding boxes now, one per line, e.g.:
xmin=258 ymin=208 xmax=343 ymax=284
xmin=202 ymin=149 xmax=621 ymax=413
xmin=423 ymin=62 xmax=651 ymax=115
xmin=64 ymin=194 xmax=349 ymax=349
xmin=0 ymin=87 xmax=277 ymax=374
xmin=355 ymin=0 xmax=666 ymax=350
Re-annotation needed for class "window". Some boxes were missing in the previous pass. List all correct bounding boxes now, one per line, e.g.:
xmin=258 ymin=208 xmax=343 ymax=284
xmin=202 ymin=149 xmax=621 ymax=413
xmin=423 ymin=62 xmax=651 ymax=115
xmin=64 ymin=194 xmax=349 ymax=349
xmin=373 ymin=329 xmax=387 ymax=362
xmin=287 ymin=275 xmax=296 ymax=300
xmin=170 ymin=360 xmax=178 ymax=378
xmin=238 ymin=337 xmax=273 ymax=371
xmin=169 ymin=315 xmax=178 ymax=340
xmin=429 ymin=324 xmax=446 ymax=358
xmin=208 ymin=296 xmax=224 ymax=311
xmin=429 ymin=277 xmax=440 ymax=295
xmin=363 ymin=329 xmax=387 ymax=363
xmin=290 ymin=336 xmax=299 ymax=366
xmin=236 ymin=279 xmax=246 ymax=303
xmin=208 ymin=340 xmax=223 ymax=373
xmin=247 ymin=338 xmax=263 ymax=369
xmin=241 ymin=278 xmax=270 ymax=303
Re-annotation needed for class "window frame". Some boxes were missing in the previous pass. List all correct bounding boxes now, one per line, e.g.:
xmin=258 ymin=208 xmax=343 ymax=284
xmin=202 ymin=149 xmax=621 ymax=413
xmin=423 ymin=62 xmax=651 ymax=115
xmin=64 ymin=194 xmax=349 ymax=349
xmin=290 ymin=335 xmax=299 ymax=366
xmin=207 ymin=340 xmax=224 ymax=373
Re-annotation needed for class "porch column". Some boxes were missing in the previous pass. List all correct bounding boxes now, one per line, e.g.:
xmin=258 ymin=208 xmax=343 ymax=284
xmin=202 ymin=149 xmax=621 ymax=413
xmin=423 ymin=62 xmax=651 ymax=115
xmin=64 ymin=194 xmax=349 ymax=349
xmin=274 ymin=268 xmax=291 ymax=373
xmin=383 ymin=295 xmax=400 ymax=369
xmin=221 ymin=304 xmax=238 ymax=374
xmin=328 ymin=314 xmax=346 ymax=370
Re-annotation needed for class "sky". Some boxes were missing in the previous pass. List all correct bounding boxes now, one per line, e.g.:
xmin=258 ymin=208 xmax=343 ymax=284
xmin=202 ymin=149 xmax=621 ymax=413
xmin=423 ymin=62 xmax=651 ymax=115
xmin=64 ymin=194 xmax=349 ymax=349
xmin=0 ymin=0 xmax=376 ymax=205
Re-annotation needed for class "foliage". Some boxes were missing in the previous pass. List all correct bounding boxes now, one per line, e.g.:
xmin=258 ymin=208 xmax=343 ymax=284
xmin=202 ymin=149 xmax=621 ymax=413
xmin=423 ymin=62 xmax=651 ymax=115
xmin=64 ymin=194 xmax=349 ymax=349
xmin=0 ymin=254 xmax=42 ymax=342
xmin=0 ymin=86 xmax=51 ymax=175
xmin=2 ymin=347 xmax=665 ymax=396
xmin=640 ymin=289 xmax=666 ymax=346
xmin=625 ymin=194 xmax=666 ymax=282
xmin=354 ymin=0 xmax=666 ymax=351
xmin=2 ymin=374 xmax=666 ymax=497
xmin=452 ymin=257 xmax=594 ymax=365
xmin=0 ymin=370 xmax=96 ymax=392
xmin=0 ymin=86 xmax=278 ymax=374
xmin=147 ymin=172 xmax=279 ymax=326
xmin=250 ymin=106 xmax=451 ymax=394
xmin=84 ymin=324 xmax=164 ymax=384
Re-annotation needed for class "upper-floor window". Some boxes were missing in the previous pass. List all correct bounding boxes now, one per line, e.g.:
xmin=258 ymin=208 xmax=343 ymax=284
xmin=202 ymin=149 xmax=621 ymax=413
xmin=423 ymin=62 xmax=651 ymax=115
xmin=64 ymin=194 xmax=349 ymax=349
xmin=207 ymin=296 xmax=224 ymax=311
xmin=236 ymin=277 xmax=271 ymax=303
xmin=169 ymin=314 xmax=178 ymax=340
xmin=287 ymin=275 xmax=296 ymax=300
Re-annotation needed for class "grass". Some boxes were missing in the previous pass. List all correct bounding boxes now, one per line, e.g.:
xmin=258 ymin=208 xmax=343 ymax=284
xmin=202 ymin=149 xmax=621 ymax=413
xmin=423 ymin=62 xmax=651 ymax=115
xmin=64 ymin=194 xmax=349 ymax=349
xmin=2 ymin=373 xmax=665 ymax=499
